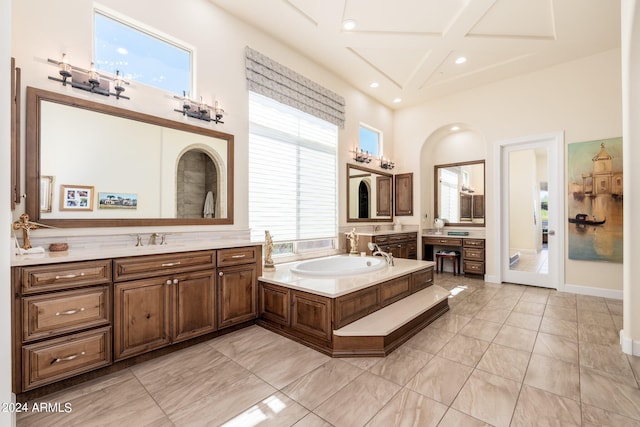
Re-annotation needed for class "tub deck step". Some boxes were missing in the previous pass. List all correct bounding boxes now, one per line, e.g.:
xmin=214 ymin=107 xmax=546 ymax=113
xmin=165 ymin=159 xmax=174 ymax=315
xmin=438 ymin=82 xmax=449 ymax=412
xmin=332 ymin=285 xmax=450 ymax=356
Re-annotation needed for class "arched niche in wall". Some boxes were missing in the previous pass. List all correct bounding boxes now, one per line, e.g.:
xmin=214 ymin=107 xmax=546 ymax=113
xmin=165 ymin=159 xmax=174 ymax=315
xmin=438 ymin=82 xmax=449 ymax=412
xmin=176 ymin=145 xmax=223 ymax=219
xmin=419 ymin=123 xmax=487 ymax=227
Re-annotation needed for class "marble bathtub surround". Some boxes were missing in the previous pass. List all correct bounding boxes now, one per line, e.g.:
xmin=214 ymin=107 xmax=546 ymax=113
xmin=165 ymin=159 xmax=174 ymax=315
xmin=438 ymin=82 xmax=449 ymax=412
xmin=17 ymin=273 xmax=640 ymax=426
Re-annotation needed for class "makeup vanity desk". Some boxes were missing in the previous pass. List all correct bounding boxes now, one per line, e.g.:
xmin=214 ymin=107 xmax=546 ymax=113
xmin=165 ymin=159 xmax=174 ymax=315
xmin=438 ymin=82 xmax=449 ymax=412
xmin=422 ymin=230 xmax=485 ymax=277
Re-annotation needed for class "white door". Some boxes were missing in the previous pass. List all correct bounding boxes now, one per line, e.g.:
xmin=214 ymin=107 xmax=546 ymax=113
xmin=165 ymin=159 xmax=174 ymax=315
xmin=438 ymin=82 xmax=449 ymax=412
xmin=498 ymin=133 xmax=564 ymax=289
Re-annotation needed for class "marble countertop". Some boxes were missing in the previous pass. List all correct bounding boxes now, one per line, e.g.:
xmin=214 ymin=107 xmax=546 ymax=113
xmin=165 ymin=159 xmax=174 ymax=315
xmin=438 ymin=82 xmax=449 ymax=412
xmin=422 ymin=229 xmax=486 ymax=239
xmin=11 ymin=239 xmax=258 ymax=267
xmin=354 ymin=229 xmax=419 ymax=237
xmin=260 ymin=256 xmax=436 ymax=298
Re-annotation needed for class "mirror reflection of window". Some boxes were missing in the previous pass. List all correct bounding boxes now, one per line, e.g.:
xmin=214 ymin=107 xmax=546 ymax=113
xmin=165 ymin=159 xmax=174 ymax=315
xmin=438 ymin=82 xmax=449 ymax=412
xmin=439 ymin=168 xmax=460 ymax=223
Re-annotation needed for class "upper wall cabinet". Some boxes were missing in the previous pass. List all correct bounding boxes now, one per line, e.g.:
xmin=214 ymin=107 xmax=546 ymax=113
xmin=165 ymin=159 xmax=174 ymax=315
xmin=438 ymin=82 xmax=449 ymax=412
xmin=25 ymin=87 xmax=234 ymax=227
xmin=394 ymin=173 xmax=413 ymax=216
xmin=347 ymin=164 xmax=393 ymax=222
xmin=434 ymin=160 xmax=485 ymax=227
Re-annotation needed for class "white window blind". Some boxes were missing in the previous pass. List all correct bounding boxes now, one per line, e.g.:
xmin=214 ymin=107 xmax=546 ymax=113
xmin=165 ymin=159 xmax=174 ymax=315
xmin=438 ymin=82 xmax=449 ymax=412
xmin=249 ymin=92 xmax=338 ymax=245
xmin=439 ymin=168 xmax=459 ymax=222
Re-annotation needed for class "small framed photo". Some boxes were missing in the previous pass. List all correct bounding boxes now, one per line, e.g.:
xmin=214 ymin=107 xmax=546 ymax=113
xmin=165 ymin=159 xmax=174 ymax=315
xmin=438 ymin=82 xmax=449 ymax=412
xmin=60 ymin=185 xmax=94 ymax=211
xmin=40 ymin=176 xmax=54 ymax=213
xmin=98 ymin=192 xmax=138 ymax=209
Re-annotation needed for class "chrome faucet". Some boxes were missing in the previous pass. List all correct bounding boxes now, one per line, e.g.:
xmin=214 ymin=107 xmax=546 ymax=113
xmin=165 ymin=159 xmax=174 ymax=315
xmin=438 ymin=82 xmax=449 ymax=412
xmin=367 ymin=242 xmax=394 ymax=266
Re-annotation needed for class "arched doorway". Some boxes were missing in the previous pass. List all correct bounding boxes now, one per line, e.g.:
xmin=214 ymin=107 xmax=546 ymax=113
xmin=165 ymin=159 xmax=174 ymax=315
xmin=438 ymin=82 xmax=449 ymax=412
xmin=358 ymin=180 xmax=370 ymax=218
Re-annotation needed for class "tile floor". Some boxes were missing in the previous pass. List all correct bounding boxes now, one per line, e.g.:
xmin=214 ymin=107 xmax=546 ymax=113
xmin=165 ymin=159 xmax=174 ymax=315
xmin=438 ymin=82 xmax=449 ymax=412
xmin=16 ymin=274 xmax=640 ymax=427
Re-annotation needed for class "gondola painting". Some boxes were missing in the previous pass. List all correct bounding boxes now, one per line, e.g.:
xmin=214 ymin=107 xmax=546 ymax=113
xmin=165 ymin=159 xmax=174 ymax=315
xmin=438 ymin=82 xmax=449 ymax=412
xmin=567 ymin=137 xmax=623 ymax=263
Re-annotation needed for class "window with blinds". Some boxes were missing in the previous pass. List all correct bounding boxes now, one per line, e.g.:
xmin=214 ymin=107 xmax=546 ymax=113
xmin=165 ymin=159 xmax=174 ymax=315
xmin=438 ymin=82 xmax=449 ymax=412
xmin=249 ymin=92 xmax=338 ymax=256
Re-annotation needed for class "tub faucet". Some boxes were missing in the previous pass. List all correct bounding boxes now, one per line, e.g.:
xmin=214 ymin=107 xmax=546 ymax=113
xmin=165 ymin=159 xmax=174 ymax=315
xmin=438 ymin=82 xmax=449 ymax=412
xmin=367 ymin=242 xmax=394 ymax=266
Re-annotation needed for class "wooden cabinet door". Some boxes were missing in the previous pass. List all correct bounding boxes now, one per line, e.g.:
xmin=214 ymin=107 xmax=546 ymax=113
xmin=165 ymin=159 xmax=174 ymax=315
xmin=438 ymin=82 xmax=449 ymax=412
xmin=376 ymin=175 xmax=392 ymax=216
xmin=394 ymin=172 xmax=413 ymax=216
xmin=114 ymin=278 xmax=170 ymax=360
xmin=172 ymin=271 xmax=216 ymax=343
xmin=291 ymin=290 xmax=332 ymax=341
xmin=259 ymin=282 xmax=290 ymax=326
xmin=217 ymin=264 xmax=258 ymax=329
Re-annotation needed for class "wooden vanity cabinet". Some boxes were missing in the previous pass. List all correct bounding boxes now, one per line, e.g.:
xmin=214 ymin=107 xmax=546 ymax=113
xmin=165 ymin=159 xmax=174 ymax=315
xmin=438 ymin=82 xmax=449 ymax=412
xmin=217 ymin=247 xmax=260 ymax=329
xmin=394 ymin=172 xmax=413 ymax=216
xmin=352 ymin=232 xmax=418 ymax=260
xmin=13 ymin=260 xmax=113 ymax=392
xmin=463 ymin=239 xmax=485 ymax=275
xmin=423 ymin=236 xmax=485 ymax=276
xmin=113 ymin=251 xmax=217 ymax=360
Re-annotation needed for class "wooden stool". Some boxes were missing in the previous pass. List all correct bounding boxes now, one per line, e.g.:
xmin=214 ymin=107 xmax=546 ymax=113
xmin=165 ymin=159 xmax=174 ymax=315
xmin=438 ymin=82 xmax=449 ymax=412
xmin=436 ymin=252 xmax=460 ymax=275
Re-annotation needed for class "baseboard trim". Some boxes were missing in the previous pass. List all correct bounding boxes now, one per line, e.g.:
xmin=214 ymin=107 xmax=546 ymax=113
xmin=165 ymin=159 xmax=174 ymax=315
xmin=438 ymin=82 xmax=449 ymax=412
xmin=620 ymin=330 xmax=640 ymax=356
xmin=564 ymin=283 xmax=623 ymax=300
xmin=484 ymin=274 xmax=500 ymax=284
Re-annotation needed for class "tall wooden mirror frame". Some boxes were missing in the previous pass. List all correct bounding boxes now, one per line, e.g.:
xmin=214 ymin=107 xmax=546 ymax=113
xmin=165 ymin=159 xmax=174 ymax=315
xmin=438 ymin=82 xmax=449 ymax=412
xmin=11 ymin=57 xmax=21 ymax=210
xmin=434 ymin=159 xmax=485 ymax=227
xmin=346 ymin=163 xmax=394 ymax=223
xmin=25 ymin=86 xmax=235 ymax=227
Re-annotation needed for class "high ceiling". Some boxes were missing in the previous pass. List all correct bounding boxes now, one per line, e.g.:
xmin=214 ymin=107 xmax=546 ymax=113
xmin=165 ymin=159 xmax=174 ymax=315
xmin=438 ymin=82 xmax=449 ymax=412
xmin=209 ymin=0 xmax=621 ymax=109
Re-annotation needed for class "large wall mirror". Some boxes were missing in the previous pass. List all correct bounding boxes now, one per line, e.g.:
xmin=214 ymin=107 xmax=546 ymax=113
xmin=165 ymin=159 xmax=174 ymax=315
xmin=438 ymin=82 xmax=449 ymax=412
xmin=347 ymin=164 xmax=393 ymax=222
xmin=434 ymin=160 xmax=485 ymax=227
xmin=25 ymin=87 xmax=234 ymax=227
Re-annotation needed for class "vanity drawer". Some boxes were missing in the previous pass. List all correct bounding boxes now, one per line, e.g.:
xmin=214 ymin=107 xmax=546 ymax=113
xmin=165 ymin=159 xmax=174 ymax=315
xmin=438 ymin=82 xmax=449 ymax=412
xmin=217 ymin=246 xmax=259 ymax=267
xmin=423 ymin=237 xmax=463 ymax=247
xmin=19 ymin=260 xmax=112 ymax=295
xmin=22 ymin=327 xmax=112 ymax=391
xmin=372 ymin=235 xmax=390 ymax=244
xmin=463 ymin=239 xmax=485 ymax=248
xmin=388 ymin=232 xmax=416 ymax=243
xmin=463 ymin=260 xmax=485 ymax=274
xmin=463 ymin=248 xmax=485 ymax=261
xmin=114 ymin=250 xmax=216 ymax=281
xmin=23 ymin=286 xmax=111 ymax=342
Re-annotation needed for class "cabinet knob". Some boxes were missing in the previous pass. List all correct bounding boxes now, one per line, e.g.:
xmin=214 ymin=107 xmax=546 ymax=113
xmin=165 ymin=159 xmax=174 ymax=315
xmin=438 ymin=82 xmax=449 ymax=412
xmin=166 ymin=280 xmax=172 ymax=285
xmin=173 ymin=279 xmax=179 ymax=285
xmin=219 ymin=272 xmax=224 ymax=276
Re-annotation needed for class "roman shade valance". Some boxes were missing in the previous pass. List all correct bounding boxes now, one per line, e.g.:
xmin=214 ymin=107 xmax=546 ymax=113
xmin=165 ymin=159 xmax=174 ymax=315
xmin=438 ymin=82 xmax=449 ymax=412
xmin=245 ymin=46 xmax=345 ymax=128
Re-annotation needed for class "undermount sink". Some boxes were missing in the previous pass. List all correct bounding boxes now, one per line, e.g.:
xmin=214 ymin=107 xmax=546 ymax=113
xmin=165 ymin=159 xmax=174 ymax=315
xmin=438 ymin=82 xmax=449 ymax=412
xmin=290 ymin=255 xmax=386 ymax=276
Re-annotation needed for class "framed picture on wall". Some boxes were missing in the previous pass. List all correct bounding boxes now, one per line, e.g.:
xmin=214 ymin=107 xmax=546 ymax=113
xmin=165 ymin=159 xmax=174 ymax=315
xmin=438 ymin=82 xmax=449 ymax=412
xmin=98 ymin=192 xmax=138 ymax=209
xmin=60 ymin=185 xmax=94 ymax=211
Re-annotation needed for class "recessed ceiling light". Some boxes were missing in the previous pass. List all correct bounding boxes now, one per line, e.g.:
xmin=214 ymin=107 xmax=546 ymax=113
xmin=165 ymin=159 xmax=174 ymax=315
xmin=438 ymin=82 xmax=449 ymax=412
xmin=451 ymin=126 xmax=460 ymax=131
xmin=455 ymin=56 xmax=467 ymax=65
xmin=342 ymin=19 xmax=357 ymax=31
xmin=393 ymin=98 xmax=402 ymax=103
xmin=370 ymin=82 xmax=379 ymax=88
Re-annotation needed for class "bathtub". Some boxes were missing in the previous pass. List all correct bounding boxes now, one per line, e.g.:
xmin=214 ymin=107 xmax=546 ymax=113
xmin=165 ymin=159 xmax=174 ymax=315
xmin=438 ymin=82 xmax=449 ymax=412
xmin=290 ymin=255 xmax=386 ymax=276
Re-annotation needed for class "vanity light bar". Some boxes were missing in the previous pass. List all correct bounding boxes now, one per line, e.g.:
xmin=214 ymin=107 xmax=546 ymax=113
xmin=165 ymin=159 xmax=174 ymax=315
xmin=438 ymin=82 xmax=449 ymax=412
xmin=173 ymin=93 xmax=224 ymax=124
xmin=47 ymin=55 xmax=130 ymax=100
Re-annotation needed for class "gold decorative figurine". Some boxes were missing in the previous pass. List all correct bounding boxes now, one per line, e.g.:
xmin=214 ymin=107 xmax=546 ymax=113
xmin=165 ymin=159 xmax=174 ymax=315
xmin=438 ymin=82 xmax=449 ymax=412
xmin=12 ymin=213 xmax=39 ymax=250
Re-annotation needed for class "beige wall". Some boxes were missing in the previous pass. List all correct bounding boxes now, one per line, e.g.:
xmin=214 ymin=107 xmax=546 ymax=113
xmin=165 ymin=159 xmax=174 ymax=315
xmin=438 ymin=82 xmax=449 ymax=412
xmin=622 ymin=0 xmax=640 ymax=353
xmin=395 ymin=48 xmax=623 ymax=292
xmin=1 ymin=0 xmax=13 ymax=421
xmin=10 ymin=0 xmax=394 ymax=231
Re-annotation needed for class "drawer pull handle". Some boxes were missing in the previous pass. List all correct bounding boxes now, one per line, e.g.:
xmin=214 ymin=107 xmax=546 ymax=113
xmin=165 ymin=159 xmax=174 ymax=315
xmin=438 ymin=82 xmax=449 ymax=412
xmin=231 ymin=254 xmax=247 ymax=259
xmin=50 ymin=352 xmax=85 ymax=365
xmin=54 ymin=273 xmax=85 ymax=280
xmin=56 ymin=308 xmax=85 ymax=316
xmin=440 ymin=240 xmax=447 ymax=243
xmin=161 ymin=262 xmax=181 ymax=267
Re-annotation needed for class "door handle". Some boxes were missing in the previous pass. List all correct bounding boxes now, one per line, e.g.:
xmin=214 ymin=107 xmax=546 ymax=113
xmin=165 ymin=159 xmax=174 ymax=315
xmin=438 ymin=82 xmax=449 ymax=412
xmin=548 ymin=230 xmax=556 ymax=236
